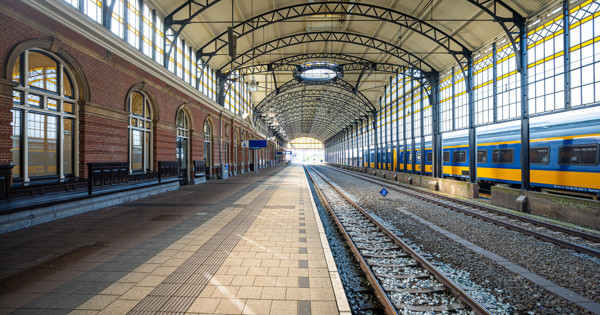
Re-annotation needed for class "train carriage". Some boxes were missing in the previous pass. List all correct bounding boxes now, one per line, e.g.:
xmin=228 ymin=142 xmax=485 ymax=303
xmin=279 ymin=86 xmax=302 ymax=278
xmin=440 ymin=111 xmax=600 ymax=195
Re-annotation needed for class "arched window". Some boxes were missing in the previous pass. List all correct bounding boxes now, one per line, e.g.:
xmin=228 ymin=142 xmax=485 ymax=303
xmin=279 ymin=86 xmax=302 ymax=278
xmin=11 ymin=50 xmax=77 ymax=182
xmin=204 ymin=120 xmax=212 ymax=175
xmin=128 ymin=90 xmax=153 ymax=172
xmin=234 ymin=130 xmax=239 ymax=172
xmin=176 ymin=109 xmax=189 ymax=177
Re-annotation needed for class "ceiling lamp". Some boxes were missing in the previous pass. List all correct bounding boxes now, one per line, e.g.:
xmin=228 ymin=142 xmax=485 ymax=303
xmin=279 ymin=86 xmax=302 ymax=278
xmin=247 ymin=76 xmax=259 ymax=92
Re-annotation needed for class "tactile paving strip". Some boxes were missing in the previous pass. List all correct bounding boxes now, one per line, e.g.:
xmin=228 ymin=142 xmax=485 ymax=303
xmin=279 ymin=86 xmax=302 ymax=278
xmin=128 ymin=186 xmax=277 ymax=314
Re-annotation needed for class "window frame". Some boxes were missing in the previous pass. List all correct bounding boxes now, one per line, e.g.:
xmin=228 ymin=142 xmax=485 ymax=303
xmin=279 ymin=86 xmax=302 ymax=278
xmin=477 ymin=149 xmax=487 ymax=163
xmin=11 ymin=49 xmax=78 ymax=182
xmin=530 ymin=146 xmax=550 ymax=165
xmin=453 ymin=149 xmax=467 ymax=163
xmin=128 ymin=90 xmax=153 ymax=173
xmin=492 ymin=148 xmax=515 ymax=164
xmin=558 ymin=144 xmax=599 ymax=166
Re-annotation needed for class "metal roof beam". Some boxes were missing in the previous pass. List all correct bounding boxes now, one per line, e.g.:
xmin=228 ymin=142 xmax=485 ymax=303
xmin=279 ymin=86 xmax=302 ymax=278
xmin=197 ymin=2 xmax=470 ymax=66
xmin=216 ymin=31 xmax=436 ymax=73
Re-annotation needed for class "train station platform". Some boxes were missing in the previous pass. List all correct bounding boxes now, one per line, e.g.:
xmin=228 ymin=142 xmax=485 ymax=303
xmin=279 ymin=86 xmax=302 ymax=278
xmin=0 ymin=165 xmax=350 ymax=314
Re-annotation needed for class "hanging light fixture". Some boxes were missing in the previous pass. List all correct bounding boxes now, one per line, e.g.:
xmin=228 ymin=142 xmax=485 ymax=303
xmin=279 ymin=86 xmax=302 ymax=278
xmin=247 ymin=0 xmax=259 ymax=92
xmin=248 ymin=77 xmax=259 ymax=91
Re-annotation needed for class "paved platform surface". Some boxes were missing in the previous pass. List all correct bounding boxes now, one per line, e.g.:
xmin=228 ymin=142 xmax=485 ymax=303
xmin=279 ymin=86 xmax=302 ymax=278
xmin=0 ymin=165 xmax=349 ymax=314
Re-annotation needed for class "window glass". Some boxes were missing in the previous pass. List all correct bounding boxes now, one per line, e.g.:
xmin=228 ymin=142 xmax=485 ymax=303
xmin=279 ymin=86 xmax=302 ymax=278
xmin=559 ymin=145 xmax=598 ymax=165
xmin=13 ymin=91 xmax=22 ymax=105
xmin=530 ymin=147 xmax=549 ymax=164
xmin=477 ymin=149 xmax=487 ymax=163
xmin=12 ymin=55 xmax=21 ymax=83
xmin=131 ymin=91 xmax=144 ymax=116
xmin=426 ymin=152 xmax=432 ymax=162
xmin=570 ymin=1 xmax=600 ymax=107
xmin=48 ymin=98 xmax=58 ymax=111
xmin=176 ymin=110 xmax=184 ymax=127
xmin=492 ymin=148 xmax=514 ymax=163
xmin=28 ymin=94 xmax=41 ymax=107
xmin=128 ymin=90 xmax=152 ymax=171
xmin=440 ymin=74 xmax=453 ymax=131
xmin=131 ymin=129 xmax=143 ymax=171
xmin=28 ymin=52 xmax=58 ymax=93
xmin=63 ymin=118 xmax=74 ymax=176
xmin=63 ymin=102 xmax=74 ymax=114
xmin=63 ymin=70 xmax=73 ymax=98
xmin=142 ymin=4 xmax=153 ymax=57
xmin=27 ymin=113 xmax=58 ymax=177
xmin=443 ymin=151 xmax=450 ymax=162
xmin=146 ymin=131 xmax=152 ymax=167
xmin=127 ymin=0 xmax=140 ymax=48
xmin=12 ymin=49 xmax=77 ymax=181
xmin=85 ymin=0 xmax=102 ymax=23
xmin=110 ymin=0 xmax=125 ymax=38
xmin=204 ymin=122 xmax=212 ymax=168
xmin=453 ymin=150 xmax=467 ymax=163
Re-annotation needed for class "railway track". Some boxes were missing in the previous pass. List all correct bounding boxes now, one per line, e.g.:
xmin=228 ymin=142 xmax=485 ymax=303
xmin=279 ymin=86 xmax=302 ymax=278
xmin=325 ymin=165 xmax=600 ymax=259
xmin=305 ymin=165 xmax=491 ymax=315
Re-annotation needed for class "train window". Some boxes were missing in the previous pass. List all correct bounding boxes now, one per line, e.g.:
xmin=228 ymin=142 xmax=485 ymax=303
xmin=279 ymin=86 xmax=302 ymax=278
xmin=443 ymin=151 xmax=450 ymax=162
xmin=492 ymin=149 xmax=514 ymax=164
xmin=426 ymin=152 xmax=432 ymax=162
xmin=477 ymin=150 xmax=487 ymax=163
xmin=559 ymin=145 xmax=599 ymax=166
xmin=453 ymin=150 xmax=467 ymax=163
xmin=530 ymin=147 xmax=550 ymax=165
xmin=416 ymin=151 xmax=421 ymax=163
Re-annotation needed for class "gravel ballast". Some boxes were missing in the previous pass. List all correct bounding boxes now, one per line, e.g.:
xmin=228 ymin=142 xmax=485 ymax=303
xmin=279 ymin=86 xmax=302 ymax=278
xmin=312 ymin=165 xmax=598 ymax=314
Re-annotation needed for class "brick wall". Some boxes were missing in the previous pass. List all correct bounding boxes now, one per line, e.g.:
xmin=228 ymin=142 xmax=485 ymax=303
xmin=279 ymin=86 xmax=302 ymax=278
xmin=78 ymin=113 xmax=128 ymax=177
xmin=0 ymin=1 xmax=254 ymax=180
xmin=0 ymin=94 xmax=12 ymax=164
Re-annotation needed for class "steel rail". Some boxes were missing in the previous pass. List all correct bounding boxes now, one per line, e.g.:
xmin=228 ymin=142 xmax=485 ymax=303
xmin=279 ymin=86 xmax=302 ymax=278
xmin=305 ymin=165 xmax=491 ymax=315
xmin=328 ymin=166 xmax=600 ymax=258
xmin=305 ymin=166 xmax=397 ymax=315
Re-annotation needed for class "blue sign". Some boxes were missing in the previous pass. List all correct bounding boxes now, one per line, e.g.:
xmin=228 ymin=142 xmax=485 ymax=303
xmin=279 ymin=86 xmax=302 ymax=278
xmin=248 ymin=140 xmax=267 ymax=149
xmin=379 ymin=188 xmax=388 ymax=197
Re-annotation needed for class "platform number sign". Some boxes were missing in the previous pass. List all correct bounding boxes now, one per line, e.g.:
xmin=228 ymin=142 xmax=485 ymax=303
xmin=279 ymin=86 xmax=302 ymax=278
xmin=379 ymin=188 xmax=388 ymax=197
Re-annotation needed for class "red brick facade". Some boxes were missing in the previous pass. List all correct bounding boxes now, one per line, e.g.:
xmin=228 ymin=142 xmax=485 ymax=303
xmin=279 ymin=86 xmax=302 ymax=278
xmin=0 ymin=0 xmax=275 ymax=182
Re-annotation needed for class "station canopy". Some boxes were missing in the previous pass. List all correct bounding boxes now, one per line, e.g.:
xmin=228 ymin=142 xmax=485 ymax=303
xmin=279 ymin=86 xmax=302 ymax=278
xmin=154 ymin=0 xmax=550 ymax=142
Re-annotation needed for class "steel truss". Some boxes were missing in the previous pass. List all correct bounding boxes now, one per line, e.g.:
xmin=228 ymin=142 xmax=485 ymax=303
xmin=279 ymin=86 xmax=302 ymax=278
xmin=257 ymin=79 xmax=374 ymax=140
xmin=235 ymin=54 xmax=401 ymax=76
xmin=263 ymin=98 xmax=370 ymax=123
xmin=162 ymin=0 xmax=221 ymax=66
xmin=260 ymin=91 xmax=371 ymax=117
xmin=218 ymin=31 xmax=436 ymax=74
xmin=197 ymin=2 xmax=469 ymax=67
xmin=256 ymin=79 xmax=375 ymax=113
xmin=464 ymin=0 xmax=524 ymax=68
xmin=274 ymin=112 xmax=358 ymax=141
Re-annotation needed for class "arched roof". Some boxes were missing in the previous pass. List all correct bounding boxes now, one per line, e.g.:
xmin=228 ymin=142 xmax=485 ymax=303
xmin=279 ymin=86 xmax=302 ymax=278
xmin=153 ymin=0 xmax=543 ymax=141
